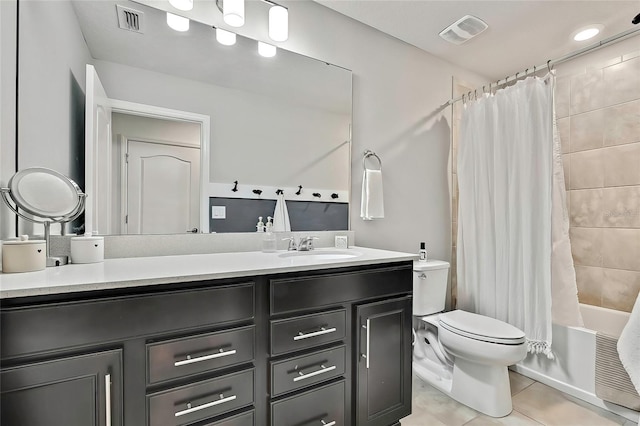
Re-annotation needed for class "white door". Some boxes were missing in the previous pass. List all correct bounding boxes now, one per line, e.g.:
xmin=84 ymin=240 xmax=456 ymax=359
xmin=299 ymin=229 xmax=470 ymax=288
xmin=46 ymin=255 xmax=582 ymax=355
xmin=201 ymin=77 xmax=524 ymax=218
xmin=124 ymin=140 xmax=200 ymax=234
xmin=85 ymin=64 xmax=112 ymax=235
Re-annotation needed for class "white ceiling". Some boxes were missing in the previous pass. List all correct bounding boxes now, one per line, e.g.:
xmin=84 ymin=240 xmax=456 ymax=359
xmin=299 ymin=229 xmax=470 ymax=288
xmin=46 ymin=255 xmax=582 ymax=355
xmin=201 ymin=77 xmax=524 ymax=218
xmin=315 ymin=0 xmax=640 ymax=80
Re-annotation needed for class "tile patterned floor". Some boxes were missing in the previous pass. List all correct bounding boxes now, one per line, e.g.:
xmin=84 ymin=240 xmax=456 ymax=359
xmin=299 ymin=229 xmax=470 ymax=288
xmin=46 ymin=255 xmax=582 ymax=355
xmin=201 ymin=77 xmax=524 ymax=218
xmin=401 ymin=371 xmax=639 ymax=426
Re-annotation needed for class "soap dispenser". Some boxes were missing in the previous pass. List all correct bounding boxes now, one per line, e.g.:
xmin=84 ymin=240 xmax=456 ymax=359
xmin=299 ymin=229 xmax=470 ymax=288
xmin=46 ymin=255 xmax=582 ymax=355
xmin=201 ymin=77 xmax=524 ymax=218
xmin=256 ymin=216 xmax=265 ymax=233
xmin=262 ymin=217 xmax=277 ymax=252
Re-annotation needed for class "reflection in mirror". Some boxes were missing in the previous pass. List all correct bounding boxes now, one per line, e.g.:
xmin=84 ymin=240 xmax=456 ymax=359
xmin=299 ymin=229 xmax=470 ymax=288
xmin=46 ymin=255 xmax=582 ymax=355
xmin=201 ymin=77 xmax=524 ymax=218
xmin=17 ymin=0 xmax=352 ymax=235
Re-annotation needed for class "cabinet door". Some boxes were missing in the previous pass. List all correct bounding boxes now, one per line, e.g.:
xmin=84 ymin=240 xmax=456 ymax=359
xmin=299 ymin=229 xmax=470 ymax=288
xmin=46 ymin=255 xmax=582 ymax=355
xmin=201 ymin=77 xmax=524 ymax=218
xmin=1 ymin=350 xmax=123 ymax=426
xmin=356 ymin=296 xmax=412 ymax=426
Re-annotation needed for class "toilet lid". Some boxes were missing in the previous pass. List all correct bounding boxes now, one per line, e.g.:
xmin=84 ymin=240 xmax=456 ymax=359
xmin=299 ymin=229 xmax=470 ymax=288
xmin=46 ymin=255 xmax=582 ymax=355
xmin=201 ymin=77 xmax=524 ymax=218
xmin=439 ymin=310 xmax=526 ymax=345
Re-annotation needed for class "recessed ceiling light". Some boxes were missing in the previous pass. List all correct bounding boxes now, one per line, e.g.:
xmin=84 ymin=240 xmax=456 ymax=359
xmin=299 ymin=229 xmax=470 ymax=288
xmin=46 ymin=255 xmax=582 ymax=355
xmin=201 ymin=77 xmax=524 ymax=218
xmin=573 ymin=25 xmax=603 ymax=41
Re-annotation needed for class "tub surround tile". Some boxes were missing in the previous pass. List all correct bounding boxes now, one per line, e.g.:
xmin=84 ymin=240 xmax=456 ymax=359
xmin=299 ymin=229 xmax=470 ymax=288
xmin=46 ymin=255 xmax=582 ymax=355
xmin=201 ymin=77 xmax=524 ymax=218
xmin=556 ymin=76 xmax=571 ymax=118
xmin=602 ymin=268 xmax=640 ymax=312
xmin=622 ymin=50 xmax=640 ymax=62
xmin=575 ymin=266 xmax=604 ymax=306
xmin=558 ymin=117 xmax=571 ymax=154
xmin=570 ymin=189 xmax=604 ymax=227
xmin=603 ymin=57 xmax=640 ymax=107
xmin=570 ymin=109 xmax=604 ymax=152
xmin=562 ymin=156 xmax=571 ymax=190
xmin=602 ymin=228 xmax=640 ymax=271
xmin=571 ymin=69 xmax=605 ymax=115
xmin=603 ymin=143 xmax=640 ymax=187
xmin=570 ymin=227 xmax=603 ymax=267
xmin=602 ymin=186 xmax=640 ymax=228
xmin=512 ymin=382 xmax=625 ymax=426
xmin=570 ymin=150 xmax=604 ymax=189
xmin=604 ymin=100 xmax=640 ymax=147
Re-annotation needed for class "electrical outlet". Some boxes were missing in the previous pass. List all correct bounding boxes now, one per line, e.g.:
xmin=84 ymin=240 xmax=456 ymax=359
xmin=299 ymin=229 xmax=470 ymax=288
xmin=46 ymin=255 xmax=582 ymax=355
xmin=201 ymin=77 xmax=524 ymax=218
xmin=335 ymin=235 xmax=348 ymax=249
xmin=211 ymin=206 xmax=226 ymax=219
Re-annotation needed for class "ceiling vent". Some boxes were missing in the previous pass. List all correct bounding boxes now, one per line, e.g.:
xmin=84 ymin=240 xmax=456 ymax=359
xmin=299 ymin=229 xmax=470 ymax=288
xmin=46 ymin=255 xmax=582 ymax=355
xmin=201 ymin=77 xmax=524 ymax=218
xmin=439 ymin=15 xmax=488 ymax=45
xmin=116 ymin=5 xmax=144 ymax=33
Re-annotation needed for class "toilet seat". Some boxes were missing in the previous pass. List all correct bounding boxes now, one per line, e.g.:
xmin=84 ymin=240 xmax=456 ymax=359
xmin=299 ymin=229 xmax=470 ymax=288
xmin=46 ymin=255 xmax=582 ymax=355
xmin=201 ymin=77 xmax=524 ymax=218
xmin=439 ymin=310 xmax=526 ymax=345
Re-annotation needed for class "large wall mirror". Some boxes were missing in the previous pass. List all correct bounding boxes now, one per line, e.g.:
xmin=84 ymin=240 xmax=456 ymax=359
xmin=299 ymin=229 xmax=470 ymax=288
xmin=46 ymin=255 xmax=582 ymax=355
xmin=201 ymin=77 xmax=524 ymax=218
xmin=17 ymin=0 xmax=352 ymax=235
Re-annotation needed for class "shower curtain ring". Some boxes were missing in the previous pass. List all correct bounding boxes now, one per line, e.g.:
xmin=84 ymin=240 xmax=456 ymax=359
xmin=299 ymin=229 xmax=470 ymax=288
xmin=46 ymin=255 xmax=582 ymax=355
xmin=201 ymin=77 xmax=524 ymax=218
xmin=547 ymin=60 xmax=553 ymax=72
xmin=525 ymin=68 xmax=529 ymax=77
xmin=474 ymin=89 xmax=478 ymax=100
xmin=515 ymin=72 xmax=519 ymax=80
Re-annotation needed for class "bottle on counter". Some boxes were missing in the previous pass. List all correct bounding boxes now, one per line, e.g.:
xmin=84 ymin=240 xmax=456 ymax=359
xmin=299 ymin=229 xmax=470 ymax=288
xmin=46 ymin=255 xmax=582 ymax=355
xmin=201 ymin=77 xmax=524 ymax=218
xmin=256 ymin=216 xmax=265 ymax=232
xmin=262 ymin=217 xmax=277 ymax=252
xmin=419 ymin=242 xmax=427 ymax=261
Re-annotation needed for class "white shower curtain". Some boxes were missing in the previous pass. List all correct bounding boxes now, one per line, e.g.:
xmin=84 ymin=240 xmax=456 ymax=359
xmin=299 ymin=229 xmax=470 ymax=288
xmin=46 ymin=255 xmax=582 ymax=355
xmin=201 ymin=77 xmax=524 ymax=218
xmin=457 ymin=75 xmax=559 ymax=358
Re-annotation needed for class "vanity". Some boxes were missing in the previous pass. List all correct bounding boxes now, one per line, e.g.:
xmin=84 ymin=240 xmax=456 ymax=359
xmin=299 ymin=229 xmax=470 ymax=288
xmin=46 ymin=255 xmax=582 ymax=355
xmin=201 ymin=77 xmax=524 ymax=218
xmin=0 ymin=247 xmax=414 ymax=426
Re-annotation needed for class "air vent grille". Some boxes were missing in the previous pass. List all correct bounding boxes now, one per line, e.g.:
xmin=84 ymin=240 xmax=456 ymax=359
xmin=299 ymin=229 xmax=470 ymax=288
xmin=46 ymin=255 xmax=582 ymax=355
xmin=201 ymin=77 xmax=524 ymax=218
xmin=439 ymin=15 xmax=488 ymax=45
xmin=116 ymin=5 xmax=144 ymax=33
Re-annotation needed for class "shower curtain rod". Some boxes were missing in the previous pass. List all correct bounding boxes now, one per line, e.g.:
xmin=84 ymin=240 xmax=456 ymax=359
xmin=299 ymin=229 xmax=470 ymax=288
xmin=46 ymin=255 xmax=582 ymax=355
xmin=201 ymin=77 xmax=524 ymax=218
xmin=445 ymin=26 xmax=640 ymax=106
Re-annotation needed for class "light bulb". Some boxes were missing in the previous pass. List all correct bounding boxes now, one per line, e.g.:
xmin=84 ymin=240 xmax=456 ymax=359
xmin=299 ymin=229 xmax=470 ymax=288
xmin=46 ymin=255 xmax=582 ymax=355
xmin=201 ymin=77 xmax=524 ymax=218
xmin=223 ymin=0 xmax=245 ymax=28
xmin=573 ymin=27 xmax=600 ymax=41
xmin=166 ymin=12 xmax=189 ymax=32
xmin=169 ymin=0 xmax=193 ymax=11
xmin=216 ymin=28 xmax=236 ymax=46
xmin=258 ymin=41 xmax=276 ymax=58
xmin=268 ymin=5 xmax=288 ymax=42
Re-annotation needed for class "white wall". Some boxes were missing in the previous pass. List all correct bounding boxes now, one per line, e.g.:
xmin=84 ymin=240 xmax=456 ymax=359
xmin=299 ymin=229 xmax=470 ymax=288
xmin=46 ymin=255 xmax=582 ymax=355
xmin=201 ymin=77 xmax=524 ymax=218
xmin=17 ymin=0 xmax=92 ymax=185
xmin=0 ymin=1 xmax=17 ymax=240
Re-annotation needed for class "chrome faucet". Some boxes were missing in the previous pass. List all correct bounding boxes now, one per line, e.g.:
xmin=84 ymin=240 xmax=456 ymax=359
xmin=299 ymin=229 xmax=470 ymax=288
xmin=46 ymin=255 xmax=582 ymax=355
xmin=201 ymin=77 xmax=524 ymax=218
xmin=297 ymin=236 xmax=319 ymax=251
xmin=282 ymin=237 xmax=298 ymax=251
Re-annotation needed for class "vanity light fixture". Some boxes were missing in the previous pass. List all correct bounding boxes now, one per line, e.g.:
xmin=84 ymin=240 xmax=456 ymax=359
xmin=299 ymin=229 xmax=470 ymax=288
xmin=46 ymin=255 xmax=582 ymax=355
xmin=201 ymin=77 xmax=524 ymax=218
xmin=572 ymin=24 xmax=603 ymax=41
xmin=258 ymin=41 xmax=276 ymax=57
xmin=166 ymin=12 xmax=189 ymax=31
xmin=215 ymin=0 xmax=289 ymax=41
xmin=223 ymin=0 xmax=245 ymax=27
xmin=216 ymin=27 xmax=237 ymax=46
xmin=169 ymin=0 xmax=193 ymax=11
xmin=268 ymin=4 xmax=288 ymax=42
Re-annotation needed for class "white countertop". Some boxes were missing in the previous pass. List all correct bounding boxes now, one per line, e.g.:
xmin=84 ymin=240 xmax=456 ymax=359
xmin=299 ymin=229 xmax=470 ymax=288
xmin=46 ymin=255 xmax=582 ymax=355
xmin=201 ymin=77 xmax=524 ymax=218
xmin=0 ymin=246 xmax=416 ymax=299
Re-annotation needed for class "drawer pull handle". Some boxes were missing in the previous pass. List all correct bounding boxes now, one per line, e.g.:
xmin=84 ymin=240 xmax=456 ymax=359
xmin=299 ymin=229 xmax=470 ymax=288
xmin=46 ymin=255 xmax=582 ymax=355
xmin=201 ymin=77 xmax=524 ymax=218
xmin=321 ymin=420 xmax=337 ymax=426
xmin=362 ymin=319 xmax=370 ymax=369
xmin=105 ymin=374 xmax=112 ymax=426
xmin=293 ymin=327 xmax=337 ymax=341
xmin=174 ymin=348 xmax=237 ymax=367
xmin=175 ymin=393 xmax=237 ymax=417
xmin=293 ymin=364 xmax=337 ymax=382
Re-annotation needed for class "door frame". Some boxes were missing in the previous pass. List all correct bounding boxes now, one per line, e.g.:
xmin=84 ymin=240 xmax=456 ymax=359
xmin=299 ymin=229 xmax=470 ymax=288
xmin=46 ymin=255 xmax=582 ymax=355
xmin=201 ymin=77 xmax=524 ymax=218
xmin=109 ymin=100 xmax=210 ymax=233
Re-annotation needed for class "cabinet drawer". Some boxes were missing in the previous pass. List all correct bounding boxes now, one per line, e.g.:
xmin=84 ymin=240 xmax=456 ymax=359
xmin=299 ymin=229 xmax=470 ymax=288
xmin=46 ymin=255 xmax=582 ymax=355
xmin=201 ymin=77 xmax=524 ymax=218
xmin=271 ymin=345 xmax=346 ymax=397
xmin=270 ymin=264 xmax=412 ymax=314
xmin=202 ymin=410 xmax=254 ymax=426
xmin=2 ymin=282 xmax=255 ymax=360
xmin=147 ymin=326 xmax=255 ymax=385
xmin=270 ymin=309 xmax=346 ymax=355
xmin=271 ymin=380 xmax=345 ymax=426
xmin=148 ymin=369 xmax=254 ymax=426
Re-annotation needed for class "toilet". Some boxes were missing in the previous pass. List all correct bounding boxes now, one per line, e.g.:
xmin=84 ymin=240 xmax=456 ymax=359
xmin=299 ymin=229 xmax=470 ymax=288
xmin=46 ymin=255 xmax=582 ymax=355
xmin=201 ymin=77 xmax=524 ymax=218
xmin=412 ymin=260 xmax=527 ymax=417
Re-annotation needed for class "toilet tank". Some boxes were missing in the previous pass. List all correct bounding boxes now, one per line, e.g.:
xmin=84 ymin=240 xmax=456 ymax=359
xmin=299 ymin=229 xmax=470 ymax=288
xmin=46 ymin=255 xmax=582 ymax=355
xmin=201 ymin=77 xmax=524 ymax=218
xmin=413 ymin=260 xmax=450 ymax=316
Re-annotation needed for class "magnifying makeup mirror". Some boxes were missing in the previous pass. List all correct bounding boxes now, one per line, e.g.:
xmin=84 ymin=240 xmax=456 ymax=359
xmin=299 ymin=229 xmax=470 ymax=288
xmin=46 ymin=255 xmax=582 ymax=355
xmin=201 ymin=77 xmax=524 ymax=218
xmin=1 ymin=167 xmax=86 ymax=267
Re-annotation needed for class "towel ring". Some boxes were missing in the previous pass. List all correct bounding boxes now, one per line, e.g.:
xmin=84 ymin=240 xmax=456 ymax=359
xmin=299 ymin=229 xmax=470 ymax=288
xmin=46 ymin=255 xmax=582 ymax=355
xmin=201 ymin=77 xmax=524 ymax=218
xmin=363 ymin=150 xmax=382 ymax=170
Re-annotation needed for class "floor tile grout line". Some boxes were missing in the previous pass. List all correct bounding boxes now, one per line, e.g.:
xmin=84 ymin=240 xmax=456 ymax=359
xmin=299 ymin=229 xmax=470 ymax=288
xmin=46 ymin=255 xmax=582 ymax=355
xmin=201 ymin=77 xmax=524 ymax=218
xmin=513 ymin=409 xmax=546 ymax=426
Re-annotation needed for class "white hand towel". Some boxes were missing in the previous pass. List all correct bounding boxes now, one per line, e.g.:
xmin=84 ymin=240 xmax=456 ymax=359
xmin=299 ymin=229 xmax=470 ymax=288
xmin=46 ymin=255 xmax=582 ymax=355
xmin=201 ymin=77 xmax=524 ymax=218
xmin=360 ymin=169 xmax=384 ymax=220
xmin=618 ymin=293 xmax=640 ymax=393
xmin=272 ymin=193 xmax=291 ymax=232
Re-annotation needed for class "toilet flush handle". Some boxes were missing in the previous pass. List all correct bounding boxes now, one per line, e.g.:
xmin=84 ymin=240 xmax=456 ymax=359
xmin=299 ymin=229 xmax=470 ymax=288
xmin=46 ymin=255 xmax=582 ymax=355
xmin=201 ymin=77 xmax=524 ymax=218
xmin=418 ymin=273 xmax=427 ymax=279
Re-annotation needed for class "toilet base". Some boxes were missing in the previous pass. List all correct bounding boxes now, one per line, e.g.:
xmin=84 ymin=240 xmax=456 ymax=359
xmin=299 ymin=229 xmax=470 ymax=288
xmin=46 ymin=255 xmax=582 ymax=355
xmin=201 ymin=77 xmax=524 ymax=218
xmin=450 ymin=358 xmax=513 ymax=417
xmin=413 ymin=357 xmax=514 ymax=418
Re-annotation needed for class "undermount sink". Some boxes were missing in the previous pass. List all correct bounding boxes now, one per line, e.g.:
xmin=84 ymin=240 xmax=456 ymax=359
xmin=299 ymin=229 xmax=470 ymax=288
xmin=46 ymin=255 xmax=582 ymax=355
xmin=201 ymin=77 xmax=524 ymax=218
xmin=278 ymin=249 xmax=362 ymax=261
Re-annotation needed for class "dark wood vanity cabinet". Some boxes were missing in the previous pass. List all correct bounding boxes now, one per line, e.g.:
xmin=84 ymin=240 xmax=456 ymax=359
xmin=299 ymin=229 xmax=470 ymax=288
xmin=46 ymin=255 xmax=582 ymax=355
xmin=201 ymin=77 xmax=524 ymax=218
xmin=0 ymin=261 xmax=412 ymax=426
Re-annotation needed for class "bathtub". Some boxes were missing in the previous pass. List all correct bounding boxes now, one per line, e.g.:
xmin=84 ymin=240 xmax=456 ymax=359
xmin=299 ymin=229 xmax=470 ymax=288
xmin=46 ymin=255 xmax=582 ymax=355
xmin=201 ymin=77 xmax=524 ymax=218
xmin=511 ymin=303 xmax=639 ymax=423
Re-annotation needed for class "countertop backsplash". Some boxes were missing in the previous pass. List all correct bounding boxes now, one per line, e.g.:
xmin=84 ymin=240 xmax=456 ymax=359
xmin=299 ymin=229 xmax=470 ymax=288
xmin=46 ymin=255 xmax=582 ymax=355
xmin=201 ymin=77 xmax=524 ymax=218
xmin=49 ymin=231 xmax=355 ymax=259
